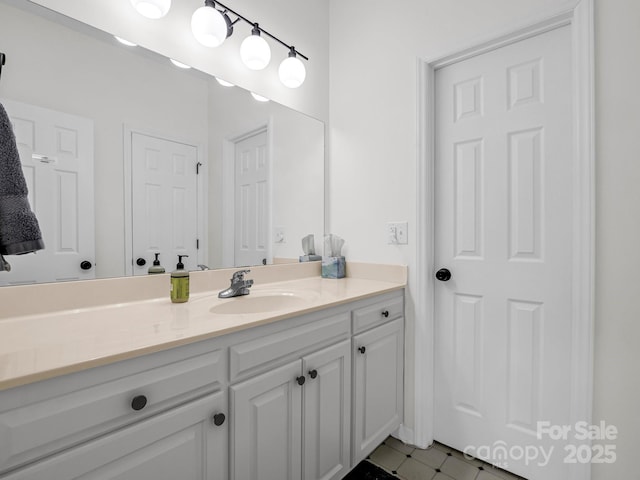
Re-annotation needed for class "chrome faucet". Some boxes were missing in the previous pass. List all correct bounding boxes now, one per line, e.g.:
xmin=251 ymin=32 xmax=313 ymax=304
xmin=218 ymin=269 xmax=254 ymax=298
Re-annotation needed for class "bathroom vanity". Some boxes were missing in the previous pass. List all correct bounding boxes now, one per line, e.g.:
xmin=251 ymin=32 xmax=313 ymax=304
xmin=0 ymin=266 xmax=405 ymax=480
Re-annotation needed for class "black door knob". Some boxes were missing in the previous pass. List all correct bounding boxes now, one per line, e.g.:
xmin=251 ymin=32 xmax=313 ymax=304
xmin=308 ymin=369 xmax=318 ymax=379
xmin=212 ymin=413 xmax=226 ymax=426
xmin=296 ymin=375 xmax=306 ymax=386
xmin=262 ymin=258 xmax=267 ymax=265
xmin=136 ymin=257 xmax=146 ymax=266
xmin=381 ymin=310 xmax=389 ymax=318
xmin=358 ymin=346 xmax=366 ymax=354
xmin=80 ymin=261 xmax=92 ymax=270
xmin=435 ymin=268 xmax=452 ymax=282
xmin=131 ymin=395 xmax=147 ymax=411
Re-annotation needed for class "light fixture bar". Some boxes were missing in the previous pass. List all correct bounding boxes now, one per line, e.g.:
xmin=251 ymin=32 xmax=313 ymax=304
xmin=205 ymin=0 xmax=308 ymax=61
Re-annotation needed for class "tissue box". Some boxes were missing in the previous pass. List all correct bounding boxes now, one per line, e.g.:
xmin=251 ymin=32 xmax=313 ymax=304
xmin=299 ymin=255 xmax=322 ymax=262
xmin=321 ymin=256 xmax=346 ymax=279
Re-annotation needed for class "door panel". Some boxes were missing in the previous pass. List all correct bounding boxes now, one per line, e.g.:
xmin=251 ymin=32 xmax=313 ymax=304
xmin=231 ymin=360 xmax=302 ymax=480
xmin=234 ymin=130 xmax=269 ymax=267
xmin=131 ymin=133 xmax=198 ymax=274
xmin=303 ymin=340 xmax=351 ymax=480
xmin=434 ymin=25 xmax=572 ymax=480
xmin=0 ymin=99 xmax=94 ymax=286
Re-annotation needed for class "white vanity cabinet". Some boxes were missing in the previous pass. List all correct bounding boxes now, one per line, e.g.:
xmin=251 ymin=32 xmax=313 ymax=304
xmin=0 ymin=288 xmax=404 ymax=480
xmin=1 ymin=391 xmax=227 ymax=480
xmin=0 ymin=343 xmax=228 ymax=480
xmin=352 ymin=296 xmax=405 ymax=466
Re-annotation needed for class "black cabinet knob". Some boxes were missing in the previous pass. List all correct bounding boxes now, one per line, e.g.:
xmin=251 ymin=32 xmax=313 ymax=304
xmin=136 ymin=257 xmax=146 ymax=266
xmin=435 ymin=268 xmax=452 ymax=282
xmin=262 ymin=258 xmax=267 ymax=265
xmin=358 ymin=346 xmax=366 ymax=354
xmin=131 ymin=395 xmax=147 ymax=411
xmin=381 ymin=310 xmax=389 ymax=318
xmin=80 ymin=261 xmax=92 ymax=270
xmin=296 ymin=375 xmax=306 ymax=386
xmin=309 ymin=369 xmax=318 ymax=379
xmin=212 ymin=413 xmax=226 ymax=426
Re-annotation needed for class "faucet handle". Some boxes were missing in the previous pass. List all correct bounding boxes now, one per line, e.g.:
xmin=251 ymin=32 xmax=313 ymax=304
xmin=231 ymin=269 xmax=251 ymax=282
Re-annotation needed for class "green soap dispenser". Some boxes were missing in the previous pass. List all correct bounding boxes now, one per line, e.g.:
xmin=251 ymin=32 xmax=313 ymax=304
xmin=148 ymin=253 xmax=165 ymax=275
xmin=170 ymin=255 xmax=189 ymax=303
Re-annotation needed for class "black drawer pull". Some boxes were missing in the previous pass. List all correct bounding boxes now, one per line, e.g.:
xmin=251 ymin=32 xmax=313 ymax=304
xmin=296 ymin=375 xmax=306 ymax=386
xmin=212 ymin=413 xmax=226 ymax=426
xmin=309 ymin=369 xmax=318 ymax=379
xmin=131 ymin=395 xmax=147 ymax=411
xmin=358 ymin=346 xmax=366 ymax=354
xmin=381 ymin=310 xmax=389 ymax=318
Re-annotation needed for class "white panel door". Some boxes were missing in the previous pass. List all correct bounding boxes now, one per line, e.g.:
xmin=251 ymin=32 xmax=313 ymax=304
xmin=234 ymin=131 xmax=269 ymax=267
xmin=131 ymin=133 xmax=198 ymax=274
xmin=434 ymin=26 xmax=573 ymax=479
xmin=0 ymin=99 xmax=94 ymax=286
xmin=231 ymin=360 xmax=302 ymax=480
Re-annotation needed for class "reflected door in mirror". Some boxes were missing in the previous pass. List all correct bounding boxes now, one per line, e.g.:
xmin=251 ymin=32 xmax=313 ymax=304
xmin=131 ymin=133 xmax=199 ymax=274
xmin=0 ymin=99 xmax=94 ymax=286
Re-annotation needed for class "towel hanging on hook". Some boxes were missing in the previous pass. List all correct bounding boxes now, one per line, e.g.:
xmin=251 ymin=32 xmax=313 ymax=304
xmin=0 ymin=52 xmax=5 ymax=81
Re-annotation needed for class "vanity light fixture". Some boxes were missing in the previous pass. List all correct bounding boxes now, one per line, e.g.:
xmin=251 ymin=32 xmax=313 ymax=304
xmin=170 ymin=58 xmax=191 ymax=69
xmin=250 ymin=92 xmax=269 ymax=102
xmin=215 ymin=77 xmax=235 ymax=87
xmin=114 ymin=36 xmax=137 ymax=47
xmin=240 ymin=24 xmax=271 ymax=70
xmin=190 ymin=0 xmax=308 ymax=87
xmin=278 ymin=47 xmax=306 ymax=89
xmin=130 ymin=0 xmax=171 ymax=19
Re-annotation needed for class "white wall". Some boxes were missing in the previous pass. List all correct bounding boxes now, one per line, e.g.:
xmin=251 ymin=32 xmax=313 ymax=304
xmin=329 ymin=0 xmax=640 ymax=477
xmin=27 ymin=0 xmax=329 ymax=122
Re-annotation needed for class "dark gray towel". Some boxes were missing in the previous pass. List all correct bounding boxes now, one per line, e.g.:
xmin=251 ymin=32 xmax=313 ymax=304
xmin=0 ymin=102 xmax=44 ymax=255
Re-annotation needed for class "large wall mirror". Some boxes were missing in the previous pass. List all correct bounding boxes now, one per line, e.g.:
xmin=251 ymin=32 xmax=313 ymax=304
xmin=0 ymin=0 xmax=324 ymax=286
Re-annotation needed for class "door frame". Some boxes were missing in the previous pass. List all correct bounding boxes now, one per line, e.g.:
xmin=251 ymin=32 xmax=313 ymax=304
xmin=221 ymin=121 xmax=274 ymax=268
xmin=413 ymin=2 xmax=594 ymax=479
xmin=123 ymin=125 xmax=207 ymax=276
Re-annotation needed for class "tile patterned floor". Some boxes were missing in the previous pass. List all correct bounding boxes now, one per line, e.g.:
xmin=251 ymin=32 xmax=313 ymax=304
xmin=348 ymin=437 xmax=528 ymax=480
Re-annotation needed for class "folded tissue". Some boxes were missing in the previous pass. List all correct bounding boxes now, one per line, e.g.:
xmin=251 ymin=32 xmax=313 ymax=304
xmin=299 ymin=234 xmax=321 ymax=262
xmin=322 ymin=234 xmax=346 ymax=279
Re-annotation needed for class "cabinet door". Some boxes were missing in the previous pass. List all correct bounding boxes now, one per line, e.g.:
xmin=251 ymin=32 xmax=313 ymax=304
xmin=352 ymin=318 xmax=404 ymax=465
xmin=302 ymin=340 xmax=351 ymax=480
xmin=231 ymin=360 xmax=303 ymax=480
xmin=1 ymin=392 xmax=227 ymax=480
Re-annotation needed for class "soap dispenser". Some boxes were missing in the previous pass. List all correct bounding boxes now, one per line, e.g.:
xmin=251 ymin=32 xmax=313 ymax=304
xmin=170 ymin=255 xmax=189 ymax=303
xmin=148 ymin=253 xmax=165 ymax=275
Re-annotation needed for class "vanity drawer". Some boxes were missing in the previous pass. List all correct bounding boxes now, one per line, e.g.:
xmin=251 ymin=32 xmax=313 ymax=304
xmin=229 ymin=312 xmax=350 ymax=382
xmin=0 ymin=349 xmax=225 ymax=473
xmin=352 ymin=294 xmax=403 ymax=334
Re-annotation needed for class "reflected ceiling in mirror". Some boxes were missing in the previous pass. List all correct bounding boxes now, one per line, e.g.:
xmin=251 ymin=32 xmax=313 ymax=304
xmin=0 ymin=0 xmax=324 ymax=286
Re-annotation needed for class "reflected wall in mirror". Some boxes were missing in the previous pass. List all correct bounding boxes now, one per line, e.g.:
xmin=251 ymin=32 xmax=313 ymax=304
xmin=0 ymin=0 xmax=324 ymax=286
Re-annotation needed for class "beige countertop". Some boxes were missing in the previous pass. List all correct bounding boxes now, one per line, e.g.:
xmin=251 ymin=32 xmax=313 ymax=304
xmin=0 ymin=272 xmax=405 ymax=391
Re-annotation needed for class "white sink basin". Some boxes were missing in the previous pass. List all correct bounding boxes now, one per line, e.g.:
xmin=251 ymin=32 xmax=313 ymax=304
xmin=210 ymin=290 xmax=315 ymax=315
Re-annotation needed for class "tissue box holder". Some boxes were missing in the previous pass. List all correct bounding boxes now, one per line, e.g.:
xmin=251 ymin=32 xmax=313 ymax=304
xmin=321 ymin=256 xmax=346 ymax=279
xmin=299 ymin=255 xmax=322 ymax=262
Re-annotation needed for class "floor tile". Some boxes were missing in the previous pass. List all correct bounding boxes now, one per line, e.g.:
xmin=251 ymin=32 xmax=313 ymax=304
xmin=369 ymin=444 xmax=407 ymax=473
xmin=484 ymin=466 xmax=525 ymax=480
xmin=433 ymin=473 xmax=456 ymax=480
xmin=410 ymin=445 xmax=448 ymax=469
xmin=440 ymin=456 xmax=481 ymax=480
xmin=396 ymin=457 xmax=437 ymax=480
xmin=385 ymin=436 xmax=415 ymax=455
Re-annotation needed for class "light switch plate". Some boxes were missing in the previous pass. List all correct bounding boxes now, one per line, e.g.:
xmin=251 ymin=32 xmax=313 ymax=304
xmin=387 ymin=222 xmax=408 ymax=245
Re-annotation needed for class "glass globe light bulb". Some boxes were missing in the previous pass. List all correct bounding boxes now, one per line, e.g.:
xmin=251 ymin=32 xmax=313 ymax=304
xmin=240 ymin=28 xmax=271 ymax=70
xmin=191 ymin=6 xmax=228 ymax=47
xmin=279 ymin=53 xmax=306 ymax=88
xmin=130 ymin=0 xmax=171 ymax=19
